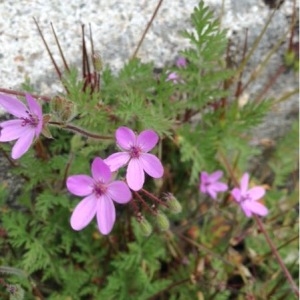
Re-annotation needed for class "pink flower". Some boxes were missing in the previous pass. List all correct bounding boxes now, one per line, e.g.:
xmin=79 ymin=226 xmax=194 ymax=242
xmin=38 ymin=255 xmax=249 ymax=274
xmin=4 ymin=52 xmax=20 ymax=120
xmin=231 ymin=173 xmax=268 ymax=217
xmin=67 ymin=157 xmax=132 ymax=235
xmin=0 ymin=93 xmax=43 ymax=159
xmin=104 ymin=127 xmax=164 ymax=191
xmin=200 ymin=170 xmax=228 ymax=200
xmin=176 ymin=57 xmax=187 ymax=68
xmin=166 ymin=72 xmax=181 ymax=84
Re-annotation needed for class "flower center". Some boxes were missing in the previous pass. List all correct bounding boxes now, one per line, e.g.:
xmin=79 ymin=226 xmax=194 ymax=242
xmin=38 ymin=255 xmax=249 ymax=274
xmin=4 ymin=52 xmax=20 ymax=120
xmin=93 ymin=181 xmax=107 ymax=198
xmin=129 ymin=145 xmax=142 ymax=158
xmin=241 ymin=193 xmax=251 ymax=202
xmin=21 ymin=111 xmax=39 ymax=128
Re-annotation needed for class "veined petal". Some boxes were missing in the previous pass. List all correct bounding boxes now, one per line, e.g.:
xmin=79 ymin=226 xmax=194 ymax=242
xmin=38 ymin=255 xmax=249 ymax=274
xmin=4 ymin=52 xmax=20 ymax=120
xmin=104 ymin=152 xmax=130 ymax=172
xmin=67 ymin=175 xmax=94 ymax=196
xmin=247 ymin=187 xmax=265 ymax=201
xmin=0 ymin=94 xmax=27 ymax=117
xmin=231 ymin=188 xmax=242 ymax=202
xmin=107 ymin=181 xmax=132 ymax=204
xmin=96 ymin=195 xmax=116 ymax=235
xmin=70 ymin=194 xmax=97 ymax=230
xmin=139 ymin=153 xmax=164 ymax=178
xmin=127 ymin=158 xmax=144 ymax=191
xmin=91 ymin=157 xmax=111 ymax=183
xmin=213 ymin=182 xmax=228 ymax=193
xmin=11 ymin=129 xmax=35 ymax=159
xmin=209 ymin=170 xmax=223 ymax=182
xmin=0 ymin=120 xmax=27 ymax=141
xmin=26 ymin=94 xmax=43 ymax=135
xmin=137 ymin=130 xmax=159 ymax=152
xmin=26 ymin=94 xmax=42 ymax=119
xmin=116 ymin=127 xmax=136 ymax=150
xmin=243 ymin=201 xmax=268 ymax=217
xmin=240 ymin=173 xmax=249 ymax=195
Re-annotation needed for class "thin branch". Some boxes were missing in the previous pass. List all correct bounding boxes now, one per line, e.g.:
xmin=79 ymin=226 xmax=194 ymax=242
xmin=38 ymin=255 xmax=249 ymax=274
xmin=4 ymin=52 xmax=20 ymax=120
xmin=0 ymin=88 xmax=50 ymax=102
xmin=48 ymin=121 xmax=113 ymax=140
xmin=131 ymin=0 xmax=164 ymax=59
xmin=50 ymin=22 xmax=70 ymax=72
xmin=255 ymin=216 xmax=299 ymax=298
xmin=33 ymin=17 xmax=62 ymax=80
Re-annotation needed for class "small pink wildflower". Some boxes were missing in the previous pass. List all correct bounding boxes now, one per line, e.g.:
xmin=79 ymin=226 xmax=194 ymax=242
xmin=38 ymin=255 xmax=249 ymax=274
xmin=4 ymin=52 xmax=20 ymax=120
xmin=231 ymin=173 xmax=268 ymax=217
xmin=67 ymin=157 xmax=132 ymax=235
xmin=0 ymin=93 xmax=43 ymax=159
xmin=176 ymin=57 xmax=187 ymax=68
xmin=104 ymin=126 xmax=164 ymax=191
xmin=200 ymin=170 xmax=228 ymax=200
xmin=166 ymin=72 xmax=181 ymax=84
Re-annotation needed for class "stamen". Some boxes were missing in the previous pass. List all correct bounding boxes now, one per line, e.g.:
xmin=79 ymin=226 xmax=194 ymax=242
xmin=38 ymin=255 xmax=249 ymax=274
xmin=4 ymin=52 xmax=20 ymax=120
xmin=93 ymin=181 xmax=107 ymax=197
xmin=130 ymin=146 xmax=141 ymax=158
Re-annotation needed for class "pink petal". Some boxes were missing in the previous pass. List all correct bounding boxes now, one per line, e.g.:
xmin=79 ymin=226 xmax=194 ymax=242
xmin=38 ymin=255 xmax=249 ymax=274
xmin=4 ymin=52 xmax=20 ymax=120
xmin=26 ymin=94 xmax=42 ymax=120
xmin=116 ymin=127 xmax=136 ymax=150
xmin=11 ymin=129 xmax=35 ymax=159
xmin=127 ymin=158 xmax=144 ymax=191
xmin=67 ymin=175 xmax=94 ymax=196
xmin=137 ymin=130 xmax=159 ymax=152
xmin=96 ymin=195 xmax=116 ymax=235
xmin=107 ymin=181 xmax=132 ymax=204
xmin=207 ymin=186 xmax=217 ymax=200
xmin=91 ymin=157 xmax=111 ymax=183
xmin=213 ymin=182 xmax=228 ymax=193
xmin=231 ymin=188 xmax=242 ymax=203
xmin=240 ymin=173 xmax=249 ymax=194
xmin=176 ymin=57 xmax=187 ymax=68
xmin=0 ymin=94 xmax=27 ymax=117
xmin=247 ymin=187 xmax=265 ymax=201
xmin=139 ymin=153 xmax=164 ymax=178
xmin=0 ymin=120 xmax=27 ymax=141
xmin=243 ymin=201 xmax=268 ymax=217
xmin=166 ymin=72 xmax=179 ymax=82
xmin=104 ymin=152 xmax=130 ymax=172
xmin=209 ymin=170 xmax=223 ymax=182
xmin=200 ymin=182 xmax=207 ymax=194
xmin=200 ymin=172 xmax=209 ymax=192
xmin=240 ymin=202 xmax=253 ymax=217
xmin=70 ymin=194 xmax=97 ymax=230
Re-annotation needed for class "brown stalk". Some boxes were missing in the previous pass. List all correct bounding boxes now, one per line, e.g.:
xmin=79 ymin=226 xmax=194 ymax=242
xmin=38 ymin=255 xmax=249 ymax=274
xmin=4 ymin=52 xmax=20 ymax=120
xmin=0 ymin=88 xmax=50 ymax=102
xmin=33 ymin=18 xmax=62 ymax=80
xmin=131 ymin=0 xmax=164 ymax=59
xmin=50 ymin=22 xmax=70 ymax=72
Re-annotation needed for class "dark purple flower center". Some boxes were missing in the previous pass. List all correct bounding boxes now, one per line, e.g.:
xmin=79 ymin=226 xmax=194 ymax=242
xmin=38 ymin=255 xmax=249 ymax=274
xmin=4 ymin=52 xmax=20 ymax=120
xmin=241 ymin=193 xmax=251 ymax=202
xmin=21 ymin=111 xmax=39 ymax=128
xmin=93 ymin=181 xmax=107 ymax=198
xmin=129 ymin=145 xmax=142 ymax=158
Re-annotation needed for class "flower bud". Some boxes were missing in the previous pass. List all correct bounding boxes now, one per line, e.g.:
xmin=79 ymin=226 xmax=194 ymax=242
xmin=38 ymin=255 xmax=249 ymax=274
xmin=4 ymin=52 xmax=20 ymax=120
xmin=139 ymin=217 xmax=153 ymax=237
xmin=92 ymin=51 xmax=103 ymax=72
xmin=165 ymin=193 xmax=182 ymax=214
xmin=156 ymin=210 xmax=170 ymax=231
xmin=50 ymin=96 xmax=76 ymax=122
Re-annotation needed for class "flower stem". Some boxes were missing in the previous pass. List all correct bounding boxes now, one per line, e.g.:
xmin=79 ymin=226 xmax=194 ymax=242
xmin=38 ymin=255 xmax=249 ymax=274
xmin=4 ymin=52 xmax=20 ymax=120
xmin=254 ymin=216 xmax=299 ymax=298
xmin=140 ymin=188 xmax=168 ymax=207
xmin=0 ymin=88 xmax=50 ymax=102
xmin=48 ymin=121 xmax=113 ymax=140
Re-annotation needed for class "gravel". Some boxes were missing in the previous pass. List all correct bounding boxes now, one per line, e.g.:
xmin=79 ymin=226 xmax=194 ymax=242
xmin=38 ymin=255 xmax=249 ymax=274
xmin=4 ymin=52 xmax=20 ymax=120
xmin=0 ymin=0 xmax=298 ymax=140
